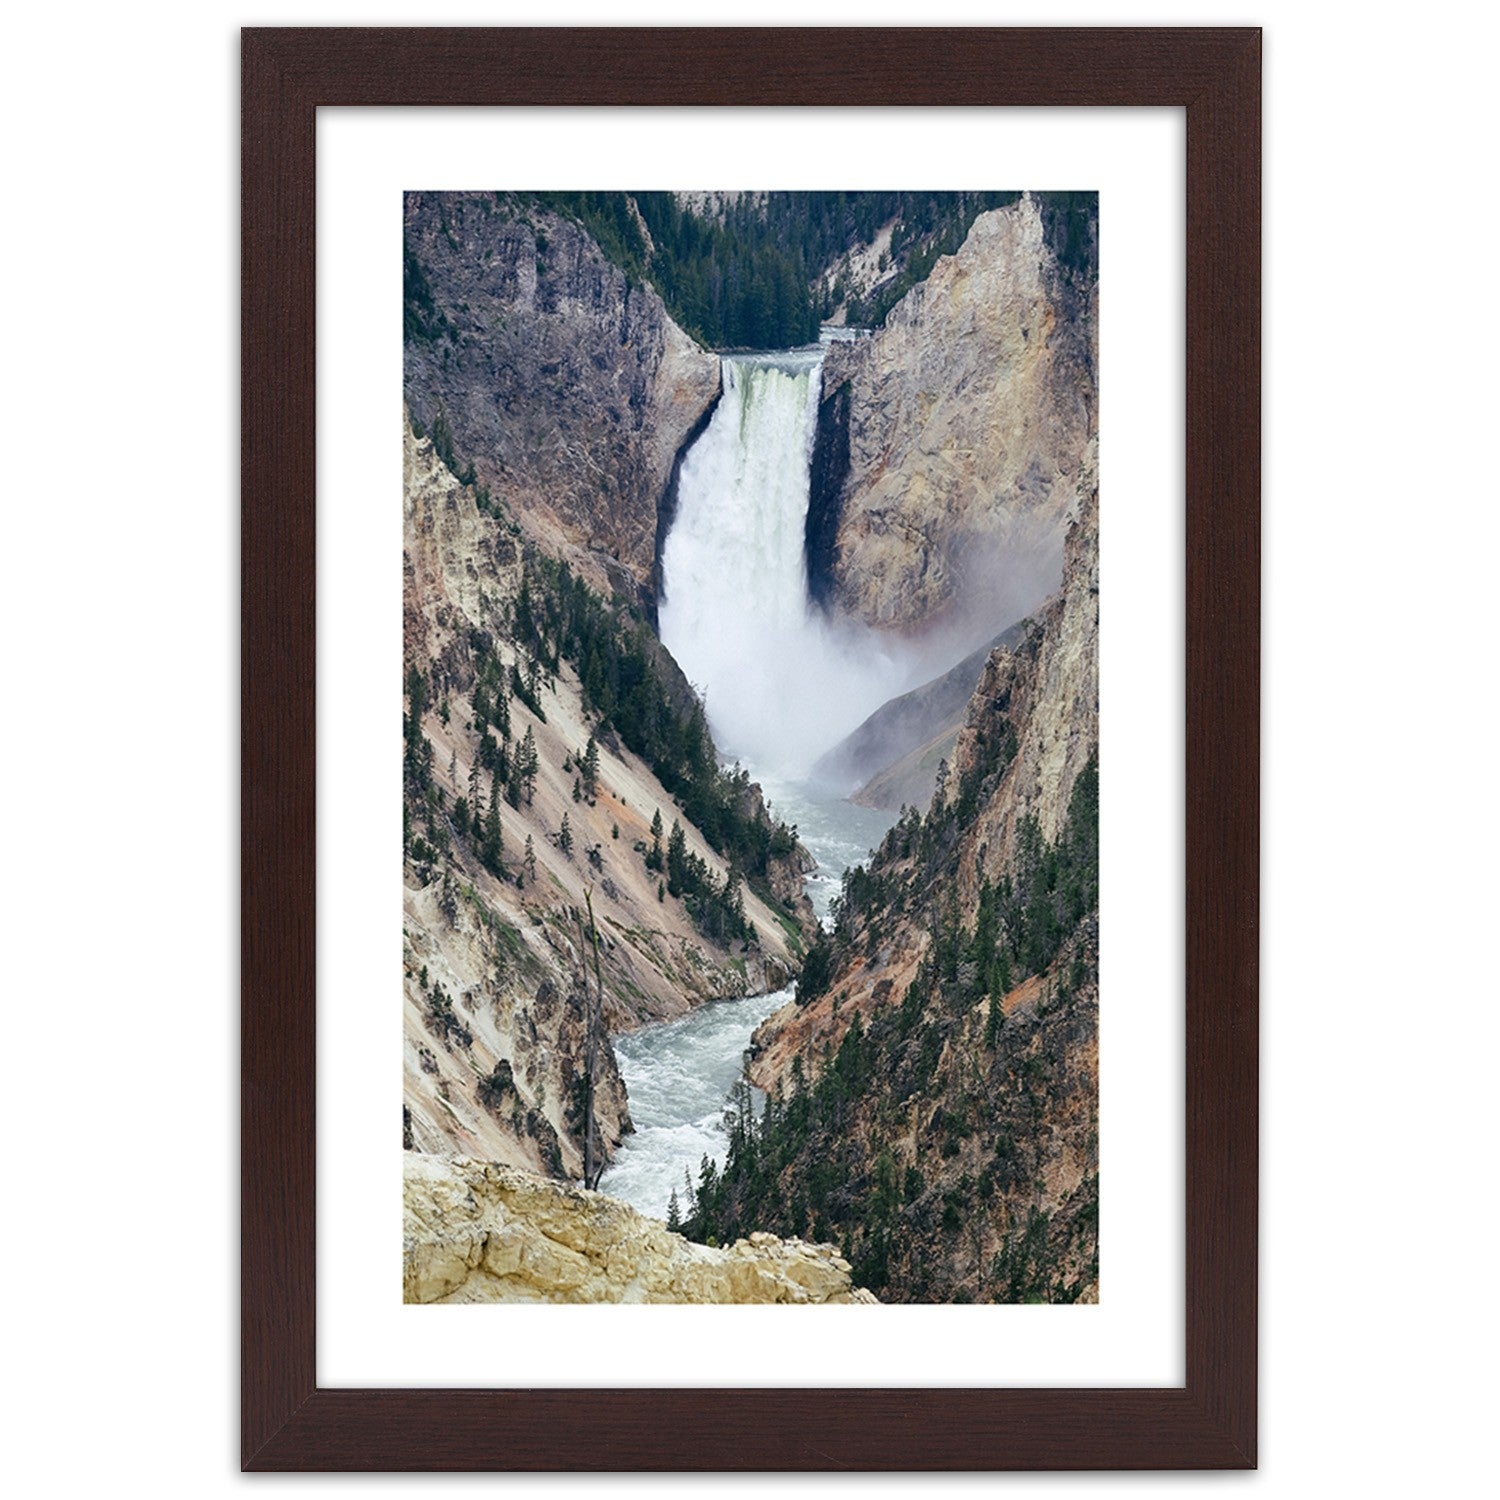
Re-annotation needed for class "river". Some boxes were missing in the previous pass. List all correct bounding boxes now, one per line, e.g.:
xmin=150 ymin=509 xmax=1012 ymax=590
xmin=598 ymin=340 xmax=911 ymax=1220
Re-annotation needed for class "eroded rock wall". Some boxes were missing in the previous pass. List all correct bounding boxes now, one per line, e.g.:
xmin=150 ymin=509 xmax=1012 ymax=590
xmin=808 ymin=195 xmax=1097 ymax=645
xmin=404 ymin=192 xmax=720 ymax=605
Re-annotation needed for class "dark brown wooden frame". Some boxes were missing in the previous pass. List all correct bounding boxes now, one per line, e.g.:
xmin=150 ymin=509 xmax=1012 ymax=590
xmin=242 ymin=25 xmax=1259 ymax=1471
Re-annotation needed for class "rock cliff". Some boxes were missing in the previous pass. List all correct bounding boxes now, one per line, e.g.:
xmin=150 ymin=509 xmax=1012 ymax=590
xmin=404 ymin=191 xmax=720 ymax=605
xmin=704 ymin=487 xmax=1100 ymax=1303
xmin=807 ymin=194 xmax=1097 ymax=647
xmin=404 ymin=1156 xmax=877 ymax=1304
xmin=404 ymin=421 xmax=805 ymax=1178
xmin=949 ymin=468 xmax=1099 ymax=907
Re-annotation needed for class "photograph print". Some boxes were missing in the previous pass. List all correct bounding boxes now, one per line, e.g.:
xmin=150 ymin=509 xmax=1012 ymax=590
xmin=401 ymin=189 xmax=1098 ymax=1305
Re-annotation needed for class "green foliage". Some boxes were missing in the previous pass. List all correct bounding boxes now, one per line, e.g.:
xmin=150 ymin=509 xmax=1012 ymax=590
xmin=403 ymin=663 xmax=433 ymax=795
xmin=480 ymin=772 xmax=504 ymax=875
xmin=527 ymin=191 xmax=1078 ymax=347
xmin=795 ymin=931 xmax=835 ymax=1006
xmin=628 ymin=192 xmax=822 ymax=348
xmin=403 ymin=239 xmax=454 ymax=346
xmin=512 ymin=556 xmax=797 ymax=883
xmin=1036 ymin=190 xmax=1100 ymax=287
xmin=843 ymin=191 xmax=1022 ymax=327
xmin=985 ymin=989 xmax=1003 ymax=1049
xmin=510 ymin=659 xmax=546 ymax=722
xmin=581 ymin=734 xmax=600 ymax=802
xmin=680 ymin=746 xmax=1101 ymax=1302
xmin=530 ymin=192 xmax=650 ymax=286
xmin=663 ymin=817 xmax=750 ymax=944
xmin=665 ymin=819 xmax=688 ymax=897
xmin=516 ymin=725 xmax=539 ymax=806
xmin=989 ymin=1207 xmax=1056 ymax=1303
xmin=422 ymin=977 xmax=471 ymax=1050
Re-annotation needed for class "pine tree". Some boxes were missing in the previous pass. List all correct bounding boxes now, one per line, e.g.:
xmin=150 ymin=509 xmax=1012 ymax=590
xmin=492 ymin=676 xmax=510 ymax=742
xmin=468 ymin=755 xmax=484 ymax=826
xmin=524 ymin=834 xmax=537 ymax=882
xmin=559 ymin=812 xmax=573 ymax=858
xmin=481 ymin=771 xmax=503 ymax=874
xmin=666 ymin=818 xmax=688 ymax=897
xmin=514 ymin=573 xmax=535 ymax=646
xmin=403 ymin=664 xmax=432 ymax=790
xmin=519 ymin=725 xmax=538 ymax=805
xmin=581 ymin=733 xmax=600 ymax=802
xmin=647 ymin=808 xmax=665 ymax=872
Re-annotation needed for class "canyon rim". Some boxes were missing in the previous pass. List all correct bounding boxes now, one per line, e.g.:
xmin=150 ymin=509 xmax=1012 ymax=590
xmin=402 ymin=190 xmax=1099 ymax=1305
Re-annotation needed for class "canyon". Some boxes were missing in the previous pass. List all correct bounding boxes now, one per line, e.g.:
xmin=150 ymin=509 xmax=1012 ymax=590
xmin=401 ymin=190 xmax=1099 ymax=1303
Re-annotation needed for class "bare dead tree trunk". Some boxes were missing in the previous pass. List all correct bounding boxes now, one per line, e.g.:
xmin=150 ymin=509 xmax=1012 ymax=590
xmin=577 ymin=889 xmax=607 ymax=1191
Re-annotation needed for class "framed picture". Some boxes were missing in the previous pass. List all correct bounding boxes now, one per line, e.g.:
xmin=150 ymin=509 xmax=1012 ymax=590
xmin=243 ymin=26 xmax=1259 ymax=1470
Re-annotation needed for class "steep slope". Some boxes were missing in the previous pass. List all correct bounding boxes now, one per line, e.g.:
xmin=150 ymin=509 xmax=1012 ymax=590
xmin=847 ymin=724 xmax=962 ymax=816
xmin=807 ymin=193 xmax=1097 ymax=647
xmin=404 ymin=191 xmax=720 ymax=606
xmin=688 ymin=487 xmax=1100 ymax=1303
xmin=810 ymin=621 xmax=1026 ymax=807
xmin=404 ymin=421 xmax=811 ymax=1181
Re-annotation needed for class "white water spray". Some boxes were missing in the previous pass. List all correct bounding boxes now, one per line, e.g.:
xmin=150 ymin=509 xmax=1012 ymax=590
xmin=659 ymin=351 xmax=919 ymax=777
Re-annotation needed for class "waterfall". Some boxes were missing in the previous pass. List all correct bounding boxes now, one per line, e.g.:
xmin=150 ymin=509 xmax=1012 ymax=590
xmin=658 ymin=351 xmax=916 ymax=778
xmin=610 ymin=349 xmax=916 ymax=1221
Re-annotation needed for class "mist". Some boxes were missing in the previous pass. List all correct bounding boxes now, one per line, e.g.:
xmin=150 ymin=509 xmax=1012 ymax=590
xmin=658 ymin=349 xmax=1064 ymax=784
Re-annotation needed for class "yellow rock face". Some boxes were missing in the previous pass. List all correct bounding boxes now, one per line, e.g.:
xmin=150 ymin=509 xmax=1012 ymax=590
xmin=818 ymin=195 xmax=1097 ymax=641
xmin=403 ymin=1155 xmax=879 ymax=1305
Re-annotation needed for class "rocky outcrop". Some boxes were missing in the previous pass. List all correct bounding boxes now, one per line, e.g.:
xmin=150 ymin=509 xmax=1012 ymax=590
xmin=949 ymin=475 xmax=1099 ymax=907
xmin=404 ymin=192 xmax=720 ymax=604
xmin=807 ymin=195 xmax=1097 ymax=645
xmin=404 ymin=1156 xmax=877 ymax=1304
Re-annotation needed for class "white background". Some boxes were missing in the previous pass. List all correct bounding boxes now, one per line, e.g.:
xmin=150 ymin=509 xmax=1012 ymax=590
xmin=319 ymin=105 xmax=1183 ymax=1389
xmin=5 ymin=0 xmax=1493 ymax=1494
